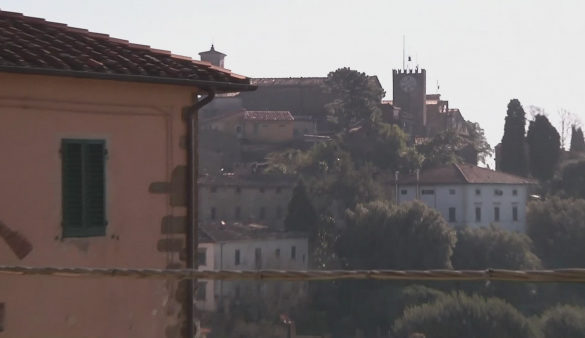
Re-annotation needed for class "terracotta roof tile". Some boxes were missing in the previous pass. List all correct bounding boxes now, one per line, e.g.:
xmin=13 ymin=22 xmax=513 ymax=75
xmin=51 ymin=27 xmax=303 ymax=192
xmin=399 ymin=163 xmax=535 ymax=185
xmin=0 ymin=10 xmax=253 ymax=90
xmin=244 ymin=110 xmax=294 ymax=121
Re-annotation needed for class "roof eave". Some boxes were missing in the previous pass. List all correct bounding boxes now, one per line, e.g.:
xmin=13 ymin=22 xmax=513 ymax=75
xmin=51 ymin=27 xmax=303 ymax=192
xmin=0 ymin=65 xmax=257 ymax=93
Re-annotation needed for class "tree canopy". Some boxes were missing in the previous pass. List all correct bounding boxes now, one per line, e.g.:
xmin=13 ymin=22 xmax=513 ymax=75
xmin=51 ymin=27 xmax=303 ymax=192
xmin=393 ymin=293 xmax=542 ymax=338
xmin=539 ymin=305 xmax=585 ymax=338
xmin=501 ymin=99 xmax=528 ymax=176
xmin=284 ymin=180 xmax=318 ymax=233
xmin=526 ymin=114 xmax=561 ymax=181
xmin=526 ymin=197 xmax=585 ymax=268
xmin=337 ymin=200 xmax=456 ymax=270
xmin=570 ymin=126 xmax=585 ymax=152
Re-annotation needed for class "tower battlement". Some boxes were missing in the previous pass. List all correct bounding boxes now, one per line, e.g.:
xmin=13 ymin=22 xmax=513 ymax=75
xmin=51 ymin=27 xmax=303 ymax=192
xmin=393 ymin=68 xmax=426 ymax=75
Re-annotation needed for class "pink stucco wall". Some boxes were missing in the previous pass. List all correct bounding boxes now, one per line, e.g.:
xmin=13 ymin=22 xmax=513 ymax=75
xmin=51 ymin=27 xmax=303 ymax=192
xmin=0 ymin=72 xmax=197 ymax=338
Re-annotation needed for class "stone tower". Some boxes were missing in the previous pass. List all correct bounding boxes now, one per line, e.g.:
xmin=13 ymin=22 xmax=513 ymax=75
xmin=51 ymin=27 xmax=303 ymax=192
xmin=199 ymin=44 xmax=226 ymax=68
xmin=392 ymin=68 xmax=427 ymax=136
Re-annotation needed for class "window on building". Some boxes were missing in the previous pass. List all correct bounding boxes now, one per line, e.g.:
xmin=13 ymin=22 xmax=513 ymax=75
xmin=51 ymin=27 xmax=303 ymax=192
xmin=421 ymin=189 xmax=435 ymax=195
xmin=253 ymin=123 xmax=259 ymax=135
xmin=234 ymin=249 xmax=240 ymax=265
xmin=235 ymin=186 xmax=241 ymax=194
xmin=259 ymin=187 xmax=265 ymax=193
xmin=198 ymin=248 xmax=207 ymax=267
xmin=291 ymin=246 xmax=296 ymax=259
xmin=302 ymin=254 xmax=306 ymax=263
xmin=494 ymin=207 xmax=500 ymax=222
xmin=234 ymin=206 xmax=241 ymax=220
xmin=255 ymin=248 xmax=262 ymax=269
xmin=513 ymin=206 xmax=518 ymax=221
xmin=475 ymin=189 xmax=481 ymax=196
xmin=513 ymin=189 xmax=518 ymax=196
xmin=401 ymin=189 xmax=408 ymax=195
xmin=210 ymin=187 xmax=217 ymax=193
xmin=259 ymin=207 xmax=266 ymax=220
xmin=494 ymin=189 xmax=503 ymax=196
xmin=275 ymin=248 xmax=281 ymax=258
xmin=61 ymin=139 xmax=107 ymax=238
xmin=210 ymin=207 xmax=216 ymax=220
xmin=448 ymin=207 xmax=456 ymax=222
xmin=475 ymin=207 xmax=482 ymax=222
xmin=235 ymin=285 xmax=241 ymax=298
xmin=276 ymin=206 xmax=283 ymax=219
xmin=196 ymin=281 xmax=207 ymax=301
xmin=276 ymin=187 xmax=282 ymax=194
xmin=449 ymin=189 xmax=456 ymax=195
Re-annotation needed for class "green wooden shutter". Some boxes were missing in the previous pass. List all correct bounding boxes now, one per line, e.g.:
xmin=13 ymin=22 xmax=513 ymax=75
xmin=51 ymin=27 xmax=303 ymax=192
xmin=62 ymin=139 xmax=106 ymax=237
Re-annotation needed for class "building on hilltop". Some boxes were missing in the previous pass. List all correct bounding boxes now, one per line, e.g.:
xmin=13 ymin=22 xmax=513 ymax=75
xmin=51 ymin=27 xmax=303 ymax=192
xmin=390 ymin=68 xmax=470 ymax=139
xmin=198 ymin=173 xmax=297 ymax=230
xmin=395 ymin=163 xmax=536 ymax=232
xmin=0 ymin=10 xmax=254 ymax=338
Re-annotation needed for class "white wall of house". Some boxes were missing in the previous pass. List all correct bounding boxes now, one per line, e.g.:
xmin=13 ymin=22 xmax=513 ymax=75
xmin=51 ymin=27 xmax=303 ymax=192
xmin=397 ymin=183 xmax=529 ymax=232
xmin=195 ymin=237 xmax=308 ymax=312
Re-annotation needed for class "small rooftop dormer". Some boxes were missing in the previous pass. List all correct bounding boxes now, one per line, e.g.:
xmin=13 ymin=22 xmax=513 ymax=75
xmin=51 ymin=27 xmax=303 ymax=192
xmin=199 ymin=44 xmax=226 ymax=68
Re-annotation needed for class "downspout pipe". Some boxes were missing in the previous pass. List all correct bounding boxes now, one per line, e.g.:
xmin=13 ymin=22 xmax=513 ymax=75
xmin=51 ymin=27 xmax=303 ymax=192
xmin=185 ymin=89 xmax=215 ymax=338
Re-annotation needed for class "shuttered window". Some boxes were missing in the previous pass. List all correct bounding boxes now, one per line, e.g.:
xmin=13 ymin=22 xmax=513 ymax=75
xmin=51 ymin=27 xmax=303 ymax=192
xmin=61 ymin=139 xmax=107 ymax=237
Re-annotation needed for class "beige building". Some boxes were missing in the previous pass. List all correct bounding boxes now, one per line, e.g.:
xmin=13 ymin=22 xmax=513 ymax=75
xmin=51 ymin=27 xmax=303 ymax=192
xmin=198 ymin=174 xmax=296 ymax=230
xmin=0 ymin=10 xmax=253 ymax=338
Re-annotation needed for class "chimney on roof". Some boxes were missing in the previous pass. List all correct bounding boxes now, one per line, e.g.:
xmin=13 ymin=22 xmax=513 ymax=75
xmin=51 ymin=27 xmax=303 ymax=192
xmin=199 ymin=44 xmax=227 ymax=68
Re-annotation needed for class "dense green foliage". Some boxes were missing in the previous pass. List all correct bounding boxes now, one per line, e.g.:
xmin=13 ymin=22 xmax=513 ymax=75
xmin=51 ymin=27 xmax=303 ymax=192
xmin=556 ymin=160 xmax=585 ymax=199
xmin=393 ymin=293 xmax=542 ymax=338
xmin=539 ymin=305 xmax=585 ymax=338
xmin=501 ymin=99 xmax=528 ymax=176
xmin=571 ymin=126 xmax=585 ymax=152
xmin=526 ymin=197 xmax=585 ymax=268
xmin=452 ymin=225 xmax=541 ymax=270
xmin=284 ymin=180 xmax=318 ymax=233
xmin=338 ymin=200 xmax=456 ymax=269
xmin=526 ymin=114 xmax=561 ymax=180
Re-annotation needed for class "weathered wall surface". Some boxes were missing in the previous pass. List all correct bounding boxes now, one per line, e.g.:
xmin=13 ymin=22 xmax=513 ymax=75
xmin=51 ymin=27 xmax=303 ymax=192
xmin=0 ymin=72 xmax=197 ymax=338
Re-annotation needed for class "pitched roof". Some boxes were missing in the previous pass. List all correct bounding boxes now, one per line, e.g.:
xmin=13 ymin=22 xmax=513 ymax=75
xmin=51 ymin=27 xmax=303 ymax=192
xmin=200 ymin=222 xmax=306 ymax=243
xmin=398 ymin=163 xmax=535 ymax=185
xmin=0 ymin=10 xmax=254 ymax=91
xmin=243 ymin=111 xmax=294 ymax=121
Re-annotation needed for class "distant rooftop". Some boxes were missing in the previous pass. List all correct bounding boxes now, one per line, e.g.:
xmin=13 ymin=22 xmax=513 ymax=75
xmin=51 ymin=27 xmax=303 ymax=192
xmin=399 ymin=163 xmax=536 ymax=185
xmin=200 ymin=222 xmax=306 ymax=243
xmin=244 ymin=110 xmax=294 ymax=121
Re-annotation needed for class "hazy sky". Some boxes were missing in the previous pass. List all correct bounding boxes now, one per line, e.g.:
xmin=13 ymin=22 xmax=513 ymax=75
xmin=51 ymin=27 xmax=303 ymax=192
xmin=2 ymin=0 xmax=584 ymax=152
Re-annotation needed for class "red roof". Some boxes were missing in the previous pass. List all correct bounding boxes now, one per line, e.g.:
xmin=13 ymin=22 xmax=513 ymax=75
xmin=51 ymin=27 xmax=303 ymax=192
xmin=0 ymin=10 xmax=254 ymax=91
xmin=399 ymin=163 xmax=535 ymax=185
xmin=243 ymin=111 xmax=294 ymax=121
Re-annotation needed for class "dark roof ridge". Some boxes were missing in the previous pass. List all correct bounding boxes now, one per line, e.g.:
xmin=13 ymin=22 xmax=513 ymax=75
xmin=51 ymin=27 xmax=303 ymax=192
xmin=453 ymin=163 xmax=470 ymax=183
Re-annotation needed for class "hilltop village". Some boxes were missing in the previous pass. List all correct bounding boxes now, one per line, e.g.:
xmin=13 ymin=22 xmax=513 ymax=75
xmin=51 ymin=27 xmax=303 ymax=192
xmin=2 ymin=9 xmax=585 ymax=338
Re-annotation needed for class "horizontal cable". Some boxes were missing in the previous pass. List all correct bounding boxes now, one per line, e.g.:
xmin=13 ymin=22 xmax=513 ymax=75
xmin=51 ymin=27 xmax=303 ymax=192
xmin=2 ymin=266 xmax=585 ymax=283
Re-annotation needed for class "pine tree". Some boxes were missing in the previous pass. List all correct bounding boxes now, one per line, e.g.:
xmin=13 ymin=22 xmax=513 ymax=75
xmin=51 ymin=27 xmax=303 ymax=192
xmin=570 ymin=126 xmax=585 ymax=152
xmin=500 ymin=99 xmax=528 ymax=176
xmin=284 ymin=180 xmax=318 ymax=232
xmin=526 ymin=114 xmax=561 ymax=181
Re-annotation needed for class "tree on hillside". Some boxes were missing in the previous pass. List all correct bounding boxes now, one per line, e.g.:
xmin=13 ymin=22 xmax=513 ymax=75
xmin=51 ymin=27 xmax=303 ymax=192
xmin=337 ymin=200 xmax=456 ymax=269
xmin=570 ymin=126 xmax=585 ymax=152
xmin=464 ymin=120 xmax=493 ymax=165
xmin=323 ymin=67 xmax=385 ymax=132
xmin=526 ymin=114 xmax=561 ymax=181
xmin=284 ymin=180 xmax=318 ymax=233
xmin=540 ymin=305 xmax=585 ymax=338
xmin=452 ymin=225 xmax=541 ymax=270
xmin=526 ymin=197 xmax=585 ymax=268
xmin=393 ymin=293 xmax=541 ymax=338
xmin=501 ymin=99 xmax=528 ymax=176
xmin=416 ymin=131 xmax=463 ymax=169
xmin=558 ymin=161 xmax=585 ymax=199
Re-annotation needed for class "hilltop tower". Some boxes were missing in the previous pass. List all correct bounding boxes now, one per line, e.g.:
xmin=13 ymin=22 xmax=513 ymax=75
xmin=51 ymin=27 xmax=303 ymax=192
xmin=199 ymin=44 xmax=226 ymax=68
xmin=392 ymin=68 xmax=427 ymax=136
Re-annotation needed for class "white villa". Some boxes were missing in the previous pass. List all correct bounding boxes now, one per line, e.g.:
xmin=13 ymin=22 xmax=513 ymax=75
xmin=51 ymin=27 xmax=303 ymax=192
xmin=195 ymin=222 xmax=308 ymax=312
xmin=396 ymin=163 xmax=535 ymax=232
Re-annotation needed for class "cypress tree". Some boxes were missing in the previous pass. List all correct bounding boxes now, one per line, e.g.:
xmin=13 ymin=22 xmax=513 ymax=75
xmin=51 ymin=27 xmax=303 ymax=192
xmin=526 ymin=114 xmax=560 ymax=181
xmin=284 ymin=180 xmax=318 ymax=232
xmin=570 ymin=126 xmax=585 ymax=152
xmin=500 ymin=99 xmax=528 ymax=176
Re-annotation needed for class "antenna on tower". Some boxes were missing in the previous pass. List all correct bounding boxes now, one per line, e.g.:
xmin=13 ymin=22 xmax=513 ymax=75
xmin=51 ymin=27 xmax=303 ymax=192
xmin=402 ymin=35 xmax=406 ymax=70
